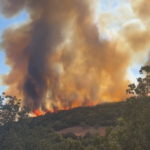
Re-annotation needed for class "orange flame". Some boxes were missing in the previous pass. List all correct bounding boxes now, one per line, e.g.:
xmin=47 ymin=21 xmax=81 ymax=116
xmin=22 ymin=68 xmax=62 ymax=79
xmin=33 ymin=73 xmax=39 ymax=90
xmin=88 ymin=102 xmax=93 ymax=106
xmin=34 ymin=110 xmax=42 ymax=116
xmin=33 ymin=102 xmax=95 ymax=117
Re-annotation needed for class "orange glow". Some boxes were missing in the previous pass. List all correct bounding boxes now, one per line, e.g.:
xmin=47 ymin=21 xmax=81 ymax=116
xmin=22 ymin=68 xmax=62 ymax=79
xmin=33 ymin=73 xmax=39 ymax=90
xmin=64 ymin=107 xmax=69 ymax=110
xmin=53 ymin=109 xmax=58 ymax=113
xmin=33 ymin=102 xmax=96 ymax=117
xmin=34 ymin=110 xmax=42 ymax=116
xmin=88 ymin=102 xmax=93 ymax=106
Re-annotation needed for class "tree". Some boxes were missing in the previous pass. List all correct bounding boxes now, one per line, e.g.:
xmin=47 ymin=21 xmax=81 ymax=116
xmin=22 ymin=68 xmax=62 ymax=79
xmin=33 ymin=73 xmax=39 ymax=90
xmin=94 ymin=123 xmax=99 ymax=131
xmin=83 ymin=132 xmax=92 ymax=139
xmin=63 ymin=132 xmax=77 ymax=139
xmin=126 ymin=65 xmax=150 ymax=97
xmin=62 ymin=138 xmax=84 ymax=150
xmin=80 ymin=121 xmax=87 ymax=130
xmin=0 ymin=93 xmax=30 ymax=148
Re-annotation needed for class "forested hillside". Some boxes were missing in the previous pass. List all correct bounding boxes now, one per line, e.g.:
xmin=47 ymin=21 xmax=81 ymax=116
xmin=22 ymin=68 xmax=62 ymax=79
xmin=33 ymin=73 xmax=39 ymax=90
xmin=1 ymin=66 xmax=150 ymax=150
xmin=30 ymin=101 xmax=124 ymax=131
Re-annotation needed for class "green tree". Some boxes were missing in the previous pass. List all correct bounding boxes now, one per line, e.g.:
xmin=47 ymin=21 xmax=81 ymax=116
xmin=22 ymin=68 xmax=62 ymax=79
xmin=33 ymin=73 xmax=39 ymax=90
xmin=126 ymin=65 xmax=150 ymax=97
xmin=80 ymin=121 xmax=87 ymax=130
xmin=62 ymin=138 xmax=84 ymax=150
xmin=0 ymin=93 xmax=30 ymax=149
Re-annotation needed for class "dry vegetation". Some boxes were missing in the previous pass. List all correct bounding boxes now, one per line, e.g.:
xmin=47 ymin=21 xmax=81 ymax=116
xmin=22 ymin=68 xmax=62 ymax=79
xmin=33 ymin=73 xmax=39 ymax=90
xmin=57 ymin=126 xmax=107 ymax=137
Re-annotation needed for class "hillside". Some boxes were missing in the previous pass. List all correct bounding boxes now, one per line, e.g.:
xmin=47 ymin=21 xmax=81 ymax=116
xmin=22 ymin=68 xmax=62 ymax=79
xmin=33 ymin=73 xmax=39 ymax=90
xmin=29 ymin=101 xmax=125 ymax=131
xmin=57 ymin=126 xmax=107 ymax=137
xmin=2 ymin=96 xmax=150 ymax=150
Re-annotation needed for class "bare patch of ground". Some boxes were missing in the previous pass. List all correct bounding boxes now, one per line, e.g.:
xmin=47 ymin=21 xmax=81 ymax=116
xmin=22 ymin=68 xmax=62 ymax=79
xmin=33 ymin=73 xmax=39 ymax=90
xmin=57 ymin=126 xmax=107 ymax=136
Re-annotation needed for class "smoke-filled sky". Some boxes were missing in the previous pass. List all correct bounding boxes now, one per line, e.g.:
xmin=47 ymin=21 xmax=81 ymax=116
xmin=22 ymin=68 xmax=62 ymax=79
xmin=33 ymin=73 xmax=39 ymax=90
xmin=0 ymin=0 xmax=149 ymax=112
xmin=0 ymin=10 xmax=29 ymax=92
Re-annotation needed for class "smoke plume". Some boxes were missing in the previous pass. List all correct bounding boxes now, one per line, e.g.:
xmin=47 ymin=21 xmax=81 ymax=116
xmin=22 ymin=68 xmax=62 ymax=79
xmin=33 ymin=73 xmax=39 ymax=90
xmin=0 ymin=0 xmax=150 ymax=112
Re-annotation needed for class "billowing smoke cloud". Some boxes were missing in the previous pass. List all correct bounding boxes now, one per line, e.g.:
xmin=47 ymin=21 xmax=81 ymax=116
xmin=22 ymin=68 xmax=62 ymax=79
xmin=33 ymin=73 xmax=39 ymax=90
xmin=0 ymin=0 xmax=150 ymax=112
xmin=131 ymin=0 xmax=150 ymax=65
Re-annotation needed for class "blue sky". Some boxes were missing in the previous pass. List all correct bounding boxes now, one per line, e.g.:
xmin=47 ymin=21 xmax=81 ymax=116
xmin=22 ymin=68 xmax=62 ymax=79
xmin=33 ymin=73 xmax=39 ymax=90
xmin=0 ymin=10 xmax=29 ymax=94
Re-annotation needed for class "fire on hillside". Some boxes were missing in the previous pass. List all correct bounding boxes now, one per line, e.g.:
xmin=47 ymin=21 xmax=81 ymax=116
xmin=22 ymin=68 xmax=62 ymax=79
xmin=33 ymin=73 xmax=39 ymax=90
xmin=1 ymin=0 xmax=150 ymax=114
xmin=33 ymin=101 xmax=94 ymax=116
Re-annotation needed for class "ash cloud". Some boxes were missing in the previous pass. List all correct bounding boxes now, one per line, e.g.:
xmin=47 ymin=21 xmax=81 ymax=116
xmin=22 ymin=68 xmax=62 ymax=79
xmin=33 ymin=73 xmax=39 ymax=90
xmin=0 ymin=0 xmax=149 ymax=111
